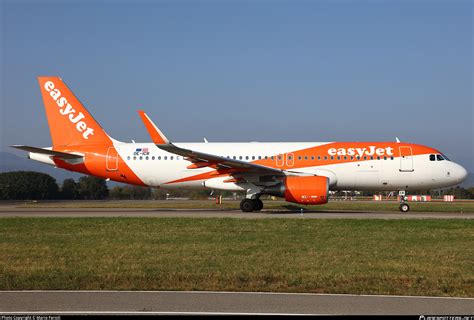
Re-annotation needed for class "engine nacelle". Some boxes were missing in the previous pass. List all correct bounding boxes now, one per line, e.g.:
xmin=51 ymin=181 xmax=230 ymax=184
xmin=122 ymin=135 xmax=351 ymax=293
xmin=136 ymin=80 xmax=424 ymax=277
xmin=263 ymin=176 xmax=329 ymax=205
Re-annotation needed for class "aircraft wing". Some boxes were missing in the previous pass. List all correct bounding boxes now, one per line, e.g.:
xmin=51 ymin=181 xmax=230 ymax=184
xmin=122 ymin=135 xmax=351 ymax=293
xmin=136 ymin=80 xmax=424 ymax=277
xmin=11 ymin=145 xmax=84 ymax=160
xmin=137 ymin=111 xmax=285 ymax=176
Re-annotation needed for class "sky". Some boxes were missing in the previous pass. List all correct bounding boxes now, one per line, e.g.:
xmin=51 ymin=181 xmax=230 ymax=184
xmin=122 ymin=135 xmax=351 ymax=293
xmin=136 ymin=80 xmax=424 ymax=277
xmin=1 ymin=0 xmax=473 ymax=171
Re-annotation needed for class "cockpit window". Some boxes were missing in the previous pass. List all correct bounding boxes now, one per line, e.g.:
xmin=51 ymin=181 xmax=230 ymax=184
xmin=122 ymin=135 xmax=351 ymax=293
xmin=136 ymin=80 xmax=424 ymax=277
xmin=442 ymin=154 xmax=450 ymax=161
xmin=429 ymin=154 xmax=436 ymax=161
xmin=436 ymin=154 xmax=445 ymax=161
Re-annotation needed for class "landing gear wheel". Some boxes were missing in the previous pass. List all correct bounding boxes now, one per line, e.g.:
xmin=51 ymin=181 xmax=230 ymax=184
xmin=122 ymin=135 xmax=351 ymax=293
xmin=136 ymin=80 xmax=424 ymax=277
xmin=399 ymin=203 xmax=410 ymax=212
xmin=253 ymin=199 xmax=263 ymax=211
xmin=240 ymin=199 xmax=255 ymax=212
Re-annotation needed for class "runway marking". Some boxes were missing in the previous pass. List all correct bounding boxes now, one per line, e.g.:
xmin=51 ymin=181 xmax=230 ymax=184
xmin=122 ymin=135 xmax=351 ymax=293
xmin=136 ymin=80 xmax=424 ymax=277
xmin=0 ymin=311 xmax=320 ymax=316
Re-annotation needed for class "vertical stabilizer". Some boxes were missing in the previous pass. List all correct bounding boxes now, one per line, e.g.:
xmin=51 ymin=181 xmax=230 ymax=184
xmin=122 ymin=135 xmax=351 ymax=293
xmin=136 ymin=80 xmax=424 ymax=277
xmin=38 ymin=76 xmax=111 ymax=147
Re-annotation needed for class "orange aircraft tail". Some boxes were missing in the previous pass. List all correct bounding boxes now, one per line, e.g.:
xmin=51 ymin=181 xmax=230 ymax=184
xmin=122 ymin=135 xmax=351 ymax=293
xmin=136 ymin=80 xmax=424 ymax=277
xmin=38 ymin=76 xmax=112 ymax=147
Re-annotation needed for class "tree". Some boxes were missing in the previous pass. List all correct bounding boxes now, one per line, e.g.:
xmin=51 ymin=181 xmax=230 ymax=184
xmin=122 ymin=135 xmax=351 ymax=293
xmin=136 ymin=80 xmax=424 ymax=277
xmin=0 ymin=171 xmax=59 ymax=200
xmin=77 ymin=176 xmax=109 ymax=200
xmin=61 ymin=178 xmax=79 ymax=199
xmin=109 ymin=186 xmax=129 ymax=200
xmin=109 ymin=185 xmax=153 ymax=200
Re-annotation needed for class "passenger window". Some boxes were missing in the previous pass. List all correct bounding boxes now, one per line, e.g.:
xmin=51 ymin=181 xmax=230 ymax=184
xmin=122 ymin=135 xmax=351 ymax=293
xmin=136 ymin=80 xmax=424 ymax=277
xmin=436 ymin=154 xmax=445 ymax=161
xmin=152 ymin=156 xmax=155 ymax=160
xmin=330 ymin=156 xmax=334 ymax=160
xmin=311 ymin=156 xmax=315 ymax=160
xmin=158 ymin=156 xmax=161 ymax=160
xmin=127 ymin=156 xmax=131 ymax=160
xmin=337 ymin=156 xmax=340 ymax=160
xmin=239 ymin=156 xmax=243 ymax=160
xmin=429 ymin=154 xmax=436 ymax=161
xmin=288 ymin=155 xmax=293 ymax=160
xmin=170 ymin=156 xmax=174 ymax=160
xmin=246 ymin=156 xmax=249 ymax=160
xmin=390 ymin=156 xmax=394 ymax=160
xmin=146 ymin=156 xmax=149 ymax=160
xmin=298 ymin=156 xmax=302 ymax=160
xmin=133 ymin=156 xmax=136 ymax=160
xmin=252 ymin=156 xmax=255 ymax=160
xmin=324 ymin=156 xmax=328 ymax=160
xmin=258 ymin=156 xmax=262 ymax=160
xmin=318 ymin=156 xmax=321 ymax=160
xmin=344 ymin=156 xmax=347 ymax=160
xmin=139 ymin=156 xmax=143 ymax=160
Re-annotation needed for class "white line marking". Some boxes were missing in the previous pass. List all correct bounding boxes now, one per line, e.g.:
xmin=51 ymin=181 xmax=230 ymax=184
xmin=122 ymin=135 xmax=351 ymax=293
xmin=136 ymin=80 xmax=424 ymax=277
xmin=0 ymin=311 xmax=321 ymax=316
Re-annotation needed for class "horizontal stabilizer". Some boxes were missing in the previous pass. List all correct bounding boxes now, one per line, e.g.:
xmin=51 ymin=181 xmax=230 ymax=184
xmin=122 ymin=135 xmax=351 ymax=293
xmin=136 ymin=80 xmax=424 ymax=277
xmin=10 ymin=145 xmax=83 ymax=160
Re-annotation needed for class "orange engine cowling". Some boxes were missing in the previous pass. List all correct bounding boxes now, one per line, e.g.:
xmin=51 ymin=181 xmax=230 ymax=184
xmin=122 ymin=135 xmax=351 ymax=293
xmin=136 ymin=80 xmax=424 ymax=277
xmin=263 ymin=176 xmax=329 ymax=205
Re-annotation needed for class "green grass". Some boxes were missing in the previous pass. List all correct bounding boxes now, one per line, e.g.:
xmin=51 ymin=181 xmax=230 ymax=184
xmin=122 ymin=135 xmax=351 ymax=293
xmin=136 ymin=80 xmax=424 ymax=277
xmin=0 ymin=218 xmax=472 ymax=296
xmin=16 ymin=199 xmax=474 ymax=213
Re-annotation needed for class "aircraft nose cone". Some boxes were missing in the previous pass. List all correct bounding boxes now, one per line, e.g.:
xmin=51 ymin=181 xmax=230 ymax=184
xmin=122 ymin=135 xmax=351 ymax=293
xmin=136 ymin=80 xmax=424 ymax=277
xmin=455 ymin=164 xmax=468 ymax=183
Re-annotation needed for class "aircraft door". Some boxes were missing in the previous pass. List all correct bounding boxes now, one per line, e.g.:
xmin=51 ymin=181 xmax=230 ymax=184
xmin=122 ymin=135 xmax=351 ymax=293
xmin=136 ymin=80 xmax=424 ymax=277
xmin=106 ymin=146 xmax=119 ymax=171
xmin=276 ymin=154 xmax=285 ymax=167
xmin=399 ymin=146 xmax=414 ymax=172
xmin=286 ymin=153 xmax=294 ymax=167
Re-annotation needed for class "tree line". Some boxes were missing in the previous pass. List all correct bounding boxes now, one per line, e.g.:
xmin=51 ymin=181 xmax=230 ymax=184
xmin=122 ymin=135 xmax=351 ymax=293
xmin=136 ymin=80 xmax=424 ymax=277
xmin=0 ymin=171 xmax=109 ymax=200
xmin=1 ymin=171 xmax=473 ymax=200
xmin=0 ymin=171 xmax=219 ymax=200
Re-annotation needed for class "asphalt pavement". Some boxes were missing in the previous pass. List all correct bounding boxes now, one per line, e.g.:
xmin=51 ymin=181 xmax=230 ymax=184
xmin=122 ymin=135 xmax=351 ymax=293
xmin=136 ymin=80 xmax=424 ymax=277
xmin=1 ymin=291 xmax=473 ymax=315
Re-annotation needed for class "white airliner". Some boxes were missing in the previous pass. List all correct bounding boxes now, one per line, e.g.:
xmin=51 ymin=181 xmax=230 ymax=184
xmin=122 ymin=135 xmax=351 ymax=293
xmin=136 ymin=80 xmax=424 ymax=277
xmin=12 ymin=77 xmax=468 ymax=212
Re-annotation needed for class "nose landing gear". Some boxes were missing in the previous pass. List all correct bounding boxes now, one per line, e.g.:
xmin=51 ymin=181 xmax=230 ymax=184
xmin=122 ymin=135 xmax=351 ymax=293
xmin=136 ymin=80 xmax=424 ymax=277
xmin=399 ymin=202 xmax=410 ymax=212
xmin=398 ymin=190 xmax=410 ymax=212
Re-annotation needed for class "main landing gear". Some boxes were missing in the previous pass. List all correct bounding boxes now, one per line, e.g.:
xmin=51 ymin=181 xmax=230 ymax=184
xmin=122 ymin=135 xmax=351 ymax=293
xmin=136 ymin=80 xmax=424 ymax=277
xmin=398 ymin=190 xmax=410 ymax=212
xmin=240 ymin=198 xmax=263 ymax=212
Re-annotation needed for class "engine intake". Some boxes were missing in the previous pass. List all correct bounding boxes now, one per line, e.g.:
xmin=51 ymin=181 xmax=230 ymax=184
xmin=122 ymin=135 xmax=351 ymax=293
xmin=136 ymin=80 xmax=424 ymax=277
xmin=263 ymin=176 xmax=329 ymax=205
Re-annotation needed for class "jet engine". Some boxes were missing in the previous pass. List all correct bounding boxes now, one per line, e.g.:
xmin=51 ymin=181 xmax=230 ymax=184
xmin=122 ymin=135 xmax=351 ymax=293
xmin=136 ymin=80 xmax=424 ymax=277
xmin=263 ymin=176 xmax=329 ymax=205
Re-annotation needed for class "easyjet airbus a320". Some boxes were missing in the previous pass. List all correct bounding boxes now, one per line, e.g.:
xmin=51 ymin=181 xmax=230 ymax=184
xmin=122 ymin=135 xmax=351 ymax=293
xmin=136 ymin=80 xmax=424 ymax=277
xmin=12 ymin=77 xmax=468 ymax=212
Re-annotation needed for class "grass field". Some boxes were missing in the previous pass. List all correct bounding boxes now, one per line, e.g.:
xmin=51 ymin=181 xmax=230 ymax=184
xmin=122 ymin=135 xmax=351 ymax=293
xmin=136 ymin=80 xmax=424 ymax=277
xmin=15 ymin=199 xmax=474 ymax=213
xmin=0 ymin=217 xmax=472 ymax=297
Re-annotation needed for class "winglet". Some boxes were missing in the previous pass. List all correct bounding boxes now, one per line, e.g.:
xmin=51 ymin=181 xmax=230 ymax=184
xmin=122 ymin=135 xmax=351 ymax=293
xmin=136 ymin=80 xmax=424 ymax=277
xmin=137 ymin=111 xmax=170 ymax=145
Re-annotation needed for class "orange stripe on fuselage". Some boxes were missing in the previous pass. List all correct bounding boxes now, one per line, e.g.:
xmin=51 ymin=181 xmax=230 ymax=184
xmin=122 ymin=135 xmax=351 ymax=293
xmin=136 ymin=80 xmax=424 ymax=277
xmin=52 ymin=144 xmax=146 ymax=186
xmin=253 ymin=142 xmax=439 ymax=169
xmin=165 ymin=142 xmax=439 ymax=184
xmin=164 ymin=168 xmax=242 ymax=184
